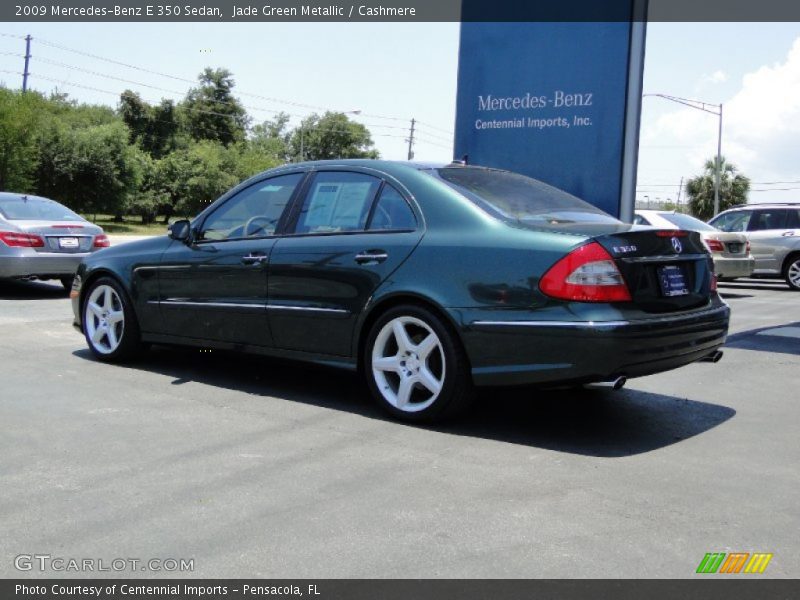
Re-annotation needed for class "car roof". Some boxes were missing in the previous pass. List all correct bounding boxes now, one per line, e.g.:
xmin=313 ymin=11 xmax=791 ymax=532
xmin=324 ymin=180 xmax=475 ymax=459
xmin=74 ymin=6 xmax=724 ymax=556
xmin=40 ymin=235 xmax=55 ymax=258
xmin=636 ymin=209 xmax=678 ymax=215
xmin=721 ymin=203 xmax=800 ymax=212
xmin=280 ymin=159 xmax=510 ymax=175
xmin=0 ymin=192 xmax=58 ymax=203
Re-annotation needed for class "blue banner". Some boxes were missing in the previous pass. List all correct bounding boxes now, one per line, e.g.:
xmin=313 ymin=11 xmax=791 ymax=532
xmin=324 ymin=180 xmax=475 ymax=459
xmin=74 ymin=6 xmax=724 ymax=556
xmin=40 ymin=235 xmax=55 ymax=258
xmin=454 ymin=18 xmax=645 ymax=218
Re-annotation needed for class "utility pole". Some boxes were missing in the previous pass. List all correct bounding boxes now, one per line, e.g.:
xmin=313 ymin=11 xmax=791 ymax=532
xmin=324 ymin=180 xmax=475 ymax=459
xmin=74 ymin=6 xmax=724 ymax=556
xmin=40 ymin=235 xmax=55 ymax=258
xmin=22 ymin=35 xmax=31 ymax=92
xmin=406 ymin=118 xmax=415 ymax=161
xmin=643 ymin=94 xmax=723 ymax=216
xmin=299 ymin=125 xmax=304 ymax=162
xmin=714 ymin=104 xmax=723 ymax=217
xmin=676 ymin=176 xmax=684 ymax=208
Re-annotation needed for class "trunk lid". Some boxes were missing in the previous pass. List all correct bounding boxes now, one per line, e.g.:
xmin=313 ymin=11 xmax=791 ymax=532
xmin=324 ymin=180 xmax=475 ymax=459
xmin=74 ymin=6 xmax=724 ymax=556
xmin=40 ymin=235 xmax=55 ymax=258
xmin=701 ymin=231 xmax=749 ymax=257
xmin=592 ymin=228 xmax=714 ymax=313
xmin=12 ymin=220 xmax=103 ymax=254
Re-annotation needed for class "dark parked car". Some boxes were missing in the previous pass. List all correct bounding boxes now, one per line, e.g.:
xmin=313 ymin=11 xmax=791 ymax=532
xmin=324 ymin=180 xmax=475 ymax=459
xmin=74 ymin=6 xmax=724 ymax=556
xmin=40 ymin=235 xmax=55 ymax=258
xmin=72 ymin=161 xmax=729 ymax=421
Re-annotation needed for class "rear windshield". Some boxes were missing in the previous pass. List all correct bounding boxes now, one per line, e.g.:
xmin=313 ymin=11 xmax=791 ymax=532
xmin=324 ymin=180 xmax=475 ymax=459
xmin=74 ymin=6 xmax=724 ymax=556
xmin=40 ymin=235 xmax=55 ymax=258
xmin=0 ymin=196 xmax=82 ymax=221
xmin=660 ymin=212 xmax=717 ymax=232
xmin=431 ymin=167 xmax=620 ymax=226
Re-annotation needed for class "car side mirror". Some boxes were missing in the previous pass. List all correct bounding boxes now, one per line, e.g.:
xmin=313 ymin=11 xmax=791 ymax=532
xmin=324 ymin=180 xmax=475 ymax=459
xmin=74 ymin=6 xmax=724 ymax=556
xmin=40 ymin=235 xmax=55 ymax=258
xmin=168 ymin=219 xmax=192 ymax=243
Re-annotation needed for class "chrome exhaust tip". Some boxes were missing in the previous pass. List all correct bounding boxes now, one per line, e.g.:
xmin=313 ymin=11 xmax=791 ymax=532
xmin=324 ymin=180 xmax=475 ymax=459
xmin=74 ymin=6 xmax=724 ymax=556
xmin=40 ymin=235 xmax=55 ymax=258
xmin=584 ymin=376 xmax=627 ymax=391
xmin=699 ymin=350 xmax=724 ymax=363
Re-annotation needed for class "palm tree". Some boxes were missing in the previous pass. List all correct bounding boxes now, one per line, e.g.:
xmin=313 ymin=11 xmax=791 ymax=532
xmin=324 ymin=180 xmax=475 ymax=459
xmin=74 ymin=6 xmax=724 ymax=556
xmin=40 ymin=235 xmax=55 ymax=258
xmin=685 ymin=157 xmax=750 ymax=221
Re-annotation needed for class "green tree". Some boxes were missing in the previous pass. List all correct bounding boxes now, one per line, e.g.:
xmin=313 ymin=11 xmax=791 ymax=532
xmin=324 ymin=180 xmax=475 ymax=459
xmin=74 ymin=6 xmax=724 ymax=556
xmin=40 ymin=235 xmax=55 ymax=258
xmin=182 ymin=68 xmax=248 ymax=146
xmin=157 ymin=141 xmax=240 ymax=216
xmin=119 ymin=90 xmax=182 ymax=158
xmin=686 ymin=157 xmax=750 ymax=221
xmin=35 ymin=121 xmax=143 ymax=218
xmin=289 ymin=112 xmax=379 ymax=161
xmin=249 ymin=111 xmax=292 ymax=162
xmin=0 ymin=88 xmax=47 ymax=191
xmin=233 ymin=144 xmax=283 ymax=182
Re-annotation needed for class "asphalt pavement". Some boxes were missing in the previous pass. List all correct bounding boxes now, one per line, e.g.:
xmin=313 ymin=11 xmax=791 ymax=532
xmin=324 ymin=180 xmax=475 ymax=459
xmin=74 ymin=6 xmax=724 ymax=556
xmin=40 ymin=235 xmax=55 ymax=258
xmin=0 ymin=277 xmax=797 ymax=578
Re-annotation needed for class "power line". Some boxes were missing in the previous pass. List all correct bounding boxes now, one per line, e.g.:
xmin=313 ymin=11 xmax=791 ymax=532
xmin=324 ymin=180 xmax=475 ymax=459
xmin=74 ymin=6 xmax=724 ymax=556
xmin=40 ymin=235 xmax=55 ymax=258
xmin=14 ymin=71 xmax=414 ymax=144
xmin=30 ymin=35 xmax=389 ymax=116
xmin=27 ymin=51 xmax=424 ymax=135
xmin=414 ymin=119 xmax=454 ymax=136
xmin=4 ymin=32 xmax=461 ymax=141
xmin=414 ymin=128 xmax=452 ymax=143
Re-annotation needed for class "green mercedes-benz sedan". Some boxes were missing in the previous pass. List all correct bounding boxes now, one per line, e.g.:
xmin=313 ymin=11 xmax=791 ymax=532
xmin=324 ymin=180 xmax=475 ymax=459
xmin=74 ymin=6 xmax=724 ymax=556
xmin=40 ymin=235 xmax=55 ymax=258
xmin=71 ymin=160 xmax=729 ymax=421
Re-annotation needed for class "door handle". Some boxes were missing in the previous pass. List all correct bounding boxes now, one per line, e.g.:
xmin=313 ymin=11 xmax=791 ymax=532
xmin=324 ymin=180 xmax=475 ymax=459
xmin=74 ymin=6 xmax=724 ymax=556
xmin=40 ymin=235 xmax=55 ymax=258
xmin=241 ymin=253 xmax=267 ymax=265
xmin=354 ymin=250 xmax=388 ymax=264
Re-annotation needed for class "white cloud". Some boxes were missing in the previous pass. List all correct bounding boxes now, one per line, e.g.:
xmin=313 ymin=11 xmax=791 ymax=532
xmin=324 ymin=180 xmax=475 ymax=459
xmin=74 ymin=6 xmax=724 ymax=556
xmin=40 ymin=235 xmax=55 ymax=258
xmin=640 ymin=37 xmax=800 ymax=201
xmin=705 ymin=70 xmax=728 ymax=84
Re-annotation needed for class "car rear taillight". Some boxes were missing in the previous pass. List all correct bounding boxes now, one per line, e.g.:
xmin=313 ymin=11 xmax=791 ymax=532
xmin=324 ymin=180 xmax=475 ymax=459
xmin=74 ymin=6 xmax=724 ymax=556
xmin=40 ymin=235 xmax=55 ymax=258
xmin=93 ymin=234 xmax=110 ymax=248
xmin=0 ymin=231 xmax=45 ymax=248
xmin=656 ymin=230 xmax=688 ymax=237
xmin=705 ymin=239 xmax=725 ymax=252
xmin=710 ymin=273 xmax=718 ymax=292
xmin=539 ymin=242 xmax=632 ymax=302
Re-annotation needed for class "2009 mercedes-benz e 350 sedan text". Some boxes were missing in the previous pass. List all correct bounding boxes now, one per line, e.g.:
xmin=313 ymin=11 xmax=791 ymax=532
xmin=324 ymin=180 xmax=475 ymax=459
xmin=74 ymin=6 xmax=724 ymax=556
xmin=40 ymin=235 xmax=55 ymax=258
xmin=71 ymin=160 xmax=729 ymax=421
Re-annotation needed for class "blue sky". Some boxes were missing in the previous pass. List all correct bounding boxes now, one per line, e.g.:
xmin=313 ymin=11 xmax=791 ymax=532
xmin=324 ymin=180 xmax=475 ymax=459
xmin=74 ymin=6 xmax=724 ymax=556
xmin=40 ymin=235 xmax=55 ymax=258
xmin=1 ymin=20 xmax=799 ymax=204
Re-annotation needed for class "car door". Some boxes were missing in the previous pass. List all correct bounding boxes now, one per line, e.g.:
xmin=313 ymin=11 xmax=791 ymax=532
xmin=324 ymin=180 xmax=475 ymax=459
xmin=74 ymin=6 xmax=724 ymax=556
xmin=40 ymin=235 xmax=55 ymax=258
xmin=746 ymin=209 xmax=790 ymax=272
xmin=157 ymin=172 xmax=305 ymax=346
xmin=268 ymin=170 xmax=423 ymax=357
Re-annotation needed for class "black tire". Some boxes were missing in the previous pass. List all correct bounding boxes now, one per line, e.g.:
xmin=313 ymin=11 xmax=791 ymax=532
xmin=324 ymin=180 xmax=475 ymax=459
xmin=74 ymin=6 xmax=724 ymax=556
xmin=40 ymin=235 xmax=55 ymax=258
xmin=82 ymin=276 xmax=145 ymax=362
xmin=784 ymin=254 xmax=800 ymax=291
xmin=60 ymin=275 xmax=75 ymax=292
xmin=363 ymin=304 xmax=474 ymax=422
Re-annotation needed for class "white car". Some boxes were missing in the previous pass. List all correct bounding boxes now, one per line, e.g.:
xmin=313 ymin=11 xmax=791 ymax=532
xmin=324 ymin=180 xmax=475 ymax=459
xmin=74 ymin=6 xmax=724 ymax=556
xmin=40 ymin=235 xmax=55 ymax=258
xmin=634 ymin=210 xmax=754 ymax=279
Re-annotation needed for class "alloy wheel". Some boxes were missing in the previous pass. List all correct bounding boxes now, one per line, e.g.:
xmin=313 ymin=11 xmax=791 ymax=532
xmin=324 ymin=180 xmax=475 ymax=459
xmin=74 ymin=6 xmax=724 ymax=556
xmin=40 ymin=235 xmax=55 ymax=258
xmin=787 ymin=259 xmax=800 ymax=289
xmin=84 ymin=284 xmax=125 ymax=354
xmin=371 ymin=316 xmax=446 ymax=412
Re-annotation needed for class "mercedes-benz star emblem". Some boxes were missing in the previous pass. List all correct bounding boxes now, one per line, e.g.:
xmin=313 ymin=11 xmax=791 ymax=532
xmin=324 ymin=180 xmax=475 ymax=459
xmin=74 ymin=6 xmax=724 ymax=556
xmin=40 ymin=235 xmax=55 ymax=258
xmin=671 ymin=237 xmax=683 ymax=253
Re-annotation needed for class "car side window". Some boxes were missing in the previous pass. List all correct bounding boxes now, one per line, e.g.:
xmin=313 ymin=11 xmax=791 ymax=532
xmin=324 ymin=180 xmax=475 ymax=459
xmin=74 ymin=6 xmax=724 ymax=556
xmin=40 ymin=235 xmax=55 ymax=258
xmin=785 ymin=209 xmax=800 ymax=229
xmin=199 ymin=173 xmax=303 ymax=241
xmin=633 ymin=214 xmax=650 ymax=226
xmin=712 ymin=211 xmax=751 ymax=232
xmin=294 ymin=172 xmax=381 ymax=234
xmin=367 ymin=185 xmax=417 ymax=231
xmin=748 ymin=209 xmax=788 ymax=232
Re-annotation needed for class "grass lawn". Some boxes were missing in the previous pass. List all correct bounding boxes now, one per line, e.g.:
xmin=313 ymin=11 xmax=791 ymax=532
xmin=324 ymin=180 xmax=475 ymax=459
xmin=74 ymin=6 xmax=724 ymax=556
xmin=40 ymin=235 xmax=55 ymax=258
xmin=81 ymin=215 xmax=175 ymax=235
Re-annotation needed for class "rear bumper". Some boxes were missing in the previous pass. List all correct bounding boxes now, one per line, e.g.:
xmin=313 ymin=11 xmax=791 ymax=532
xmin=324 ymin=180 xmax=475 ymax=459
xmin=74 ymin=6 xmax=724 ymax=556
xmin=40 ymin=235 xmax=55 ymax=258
xmin=713 ymin=255 xmax=755 ymax=278
xmin=0 ymin=253 xmax=88 ymax=279
xmin=462 ymin=303 xmax=730 ymax=387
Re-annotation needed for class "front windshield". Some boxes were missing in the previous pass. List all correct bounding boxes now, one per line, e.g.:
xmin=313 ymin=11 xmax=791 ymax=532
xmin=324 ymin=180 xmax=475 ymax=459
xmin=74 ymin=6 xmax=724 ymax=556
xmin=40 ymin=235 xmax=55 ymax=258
xmin=0 ymin=196 xmax=83 ymax=221
xmin=431 ymin=167 xmax=620 ymax=226
xmin=660 ymin=212 xmax=717 ymax=232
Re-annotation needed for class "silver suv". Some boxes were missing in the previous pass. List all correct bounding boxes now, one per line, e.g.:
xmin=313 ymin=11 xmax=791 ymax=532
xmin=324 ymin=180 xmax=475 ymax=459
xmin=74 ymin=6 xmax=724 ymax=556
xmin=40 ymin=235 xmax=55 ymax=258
xmin=709 ymin=203 xmax=800 ymax=290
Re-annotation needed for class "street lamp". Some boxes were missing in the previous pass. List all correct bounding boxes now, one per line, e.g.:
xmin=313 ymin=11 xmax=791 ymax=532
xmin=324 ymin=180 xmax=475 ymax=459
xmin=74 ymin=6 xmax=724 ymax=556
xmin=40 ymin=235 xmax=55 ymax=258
xmin=643 ymin=93 xmax=723 ymax=216
xmin=298 ymin=109 xmax=362 ymax=162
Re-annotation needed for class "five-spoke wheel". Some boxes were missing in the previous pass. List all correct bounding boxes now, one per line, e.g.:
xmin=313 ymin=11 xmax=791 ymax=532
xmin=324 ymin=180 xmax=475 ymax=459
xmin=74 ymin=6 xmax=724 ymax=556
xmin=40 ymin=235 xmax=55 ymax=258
xmin=82 ymin=277 xmax=144 ymax=361
xmin=785 ymin=255 xmax=800 ymax=291
xmin=365 ymin=305 xmax=472 ymax=421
